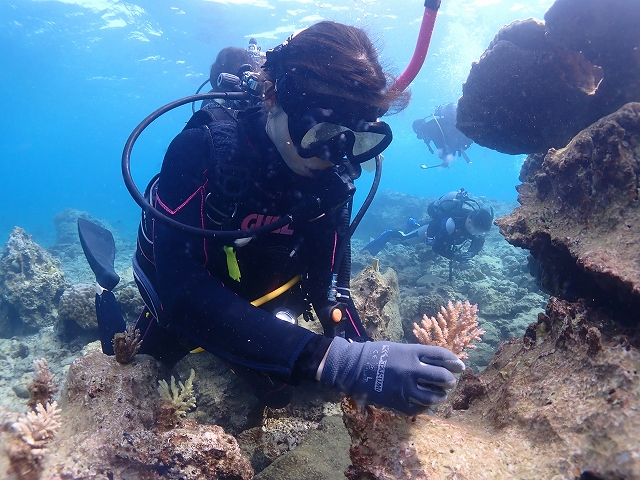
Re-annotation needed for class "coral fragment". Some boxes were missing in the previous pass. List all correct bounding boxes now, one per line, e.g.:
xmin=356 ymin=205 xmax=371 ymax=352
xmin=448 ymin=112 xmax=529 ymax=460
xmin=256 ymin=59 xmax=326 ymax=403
xmin=413 ymin=300 xmax=485 ymax=359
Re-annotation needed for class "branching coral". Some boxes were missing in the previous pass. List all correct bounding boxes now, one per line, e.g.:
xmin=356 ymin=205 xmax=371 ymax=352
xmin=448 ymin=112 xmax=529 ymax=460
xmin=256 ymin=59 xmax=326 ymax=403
xmin=158 ymin=369 xmax=196 ymax=417
xmin=27 ymin=358 xmax=59 ymax=410
xmin=413 ymin=300 xmax=485 ymax=359
xmin=113 ymin=325 xmax=143 ymax=364
xmin=12 ymin=401 xmax=61 ymax=450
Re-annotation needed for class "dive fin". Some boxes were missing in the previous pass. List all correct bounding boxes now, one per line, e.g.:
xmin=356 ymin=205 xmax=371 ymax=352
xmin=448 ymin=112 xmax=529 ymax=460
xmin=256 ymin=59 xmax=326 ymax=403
xmin=95 ymin=290 xmax=126 ymax=355
xmin=405 ymin=217 xmax=420 ymax=232
xmin=78 ymin=218 xmax=120 ymax=291
xmin=461 ymin=150 xmax=472 ymax=164
xmin=361 ymin=229 xmax=402 ymax=255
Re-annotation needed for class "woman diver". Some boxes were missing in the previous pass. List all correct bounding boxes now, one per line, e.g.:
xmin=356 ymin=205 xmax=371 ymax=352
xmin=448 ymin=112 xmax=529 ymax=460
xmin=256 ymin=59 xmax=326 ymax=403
xmin=83 ymin=20 xmax=464 ymax=415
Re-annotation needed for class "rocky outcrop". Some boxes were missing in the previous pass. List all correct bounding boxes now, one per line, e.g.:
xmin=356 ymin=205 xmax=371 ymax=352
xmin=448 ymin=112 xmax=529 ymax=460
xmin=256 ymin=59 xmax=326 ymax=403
xmin=55 ymin=283 xmax=98 ymax=342
xmin=496 ymin=102 xmax=640 ymax=322
xmin=23 ymin=351 xmax=254 ymax=479
xmin=0 ymin=227 xmax=67 ymax=337
xmin=341 ymin=104 xmax=640 ymax=478
xmin=342 ymin=297 xmax=640 ymax=479
xmin=351 ymin=260 xmax=403 ymax=342
xmin=457 ymin=0 xmax=640 ymax=154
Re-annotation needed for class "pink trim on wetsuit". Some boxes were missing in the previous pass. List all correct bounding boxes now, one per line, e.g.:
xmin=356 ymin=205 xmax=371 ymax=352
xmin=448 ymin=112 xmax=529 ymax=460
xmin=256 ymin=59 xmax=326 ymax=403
xmin=345 ymin=308 xmax=361 ymax=337
xmin=155 ymin=181 xmax=210 ymax=268
xmin=137 ymin=235 xmax=155 ymax=265
xmin=156 ymin=187 xmax=204 ymax=215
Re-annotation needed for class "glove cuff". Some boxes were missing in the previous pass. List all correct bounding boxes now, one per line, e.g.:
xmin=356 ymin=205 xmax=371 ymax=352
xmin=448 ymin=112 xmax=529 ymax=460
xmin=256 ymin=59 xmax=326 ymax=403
xmin=319 ymin=337 xmax=363 ymax=393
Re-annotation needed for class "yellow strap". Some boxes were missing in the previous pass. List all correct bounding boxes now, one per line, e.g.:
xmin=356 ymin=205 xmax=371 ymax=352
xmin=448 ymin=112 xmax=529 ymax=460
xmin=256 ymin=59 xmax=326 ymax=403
xmin=250 ymin=275 xmax=301 ymax=307
xmin=189 ymin=275 xmax=302 ymax=354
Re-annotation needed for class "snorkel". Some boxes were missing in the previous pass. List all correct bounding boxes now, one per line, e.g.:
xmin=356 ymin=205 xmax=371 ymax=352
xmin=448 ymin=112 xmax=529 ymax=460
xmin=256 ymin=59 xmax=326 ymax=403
xmin=388 ymin=0 xmax=442 ymax=93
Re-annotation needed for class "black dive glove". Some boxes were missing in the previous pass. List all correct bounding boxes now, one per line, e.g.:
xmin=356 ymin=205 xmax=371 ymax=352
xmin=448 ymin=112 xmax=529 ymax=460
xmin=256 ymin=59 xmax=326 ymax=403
xmin=320 ymin=337 xmax=465 ymax=416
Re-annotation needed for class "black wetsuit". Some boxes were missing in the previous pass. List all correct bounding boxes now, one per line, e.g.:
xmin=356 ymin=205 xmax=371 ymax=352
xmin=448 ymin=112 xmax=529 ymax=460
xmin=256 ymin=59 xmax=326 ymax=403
xmin=413 ymin=116 xmax=472 ymax=159
xmin=427 ymin=216 xmax=485 ymax=260
xmin=133 ymin=105 xmax=366 ymax=388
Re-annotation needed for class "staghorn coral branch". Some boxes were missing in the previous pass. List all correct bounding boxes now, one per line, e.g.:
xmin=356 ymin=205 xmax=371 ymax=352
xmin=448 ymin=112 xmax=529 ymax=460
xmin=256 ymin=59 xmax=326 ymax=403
xmin=413 ymin=300 xmax=485 ymax=359
xmin=158 ymin=369 xmax=196 ymax=417
xmin=12 ymin=401 xmax=61 ymax=448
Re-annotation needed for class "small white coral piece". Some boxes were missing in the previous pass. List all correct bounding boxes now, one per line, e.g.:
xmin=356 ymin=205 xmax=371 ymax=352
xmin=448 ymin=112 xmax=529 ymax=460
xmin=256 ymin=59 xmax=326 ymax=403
xmin=12 ymin=401 xmax=61 ymax=449
xmin=413 ymin=300 xmax=485 ymax=359
xmin=158 ymin=369 xmax=196 ymax=417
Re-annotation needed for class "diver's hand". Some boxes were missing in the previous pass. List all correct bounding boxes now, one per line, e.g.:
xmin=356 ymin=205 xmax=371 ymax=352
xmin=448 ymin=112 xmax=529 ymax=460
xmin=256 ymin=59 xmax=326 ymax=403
xmin=454 ymin=251 xmax=474 ymax=262
xmin=319 ymin=337 xmax=464 ymax=416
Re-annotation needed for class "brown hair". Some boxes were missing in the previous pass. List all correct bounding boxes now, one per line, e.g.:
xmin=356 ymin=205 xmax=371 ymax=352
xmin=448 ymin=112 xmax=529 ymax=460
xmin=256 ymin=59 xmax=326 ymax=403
xmin=263 ymin=21 xmax=409 ymax=116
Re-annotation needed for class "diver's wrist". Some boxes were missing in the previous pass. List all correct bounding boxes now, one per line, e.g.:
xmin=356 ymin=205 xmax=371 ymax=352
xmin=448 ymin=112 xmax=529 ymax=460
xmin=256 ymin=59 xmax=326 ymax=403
xmin=315 ymin=344 xmax=332 ymax=381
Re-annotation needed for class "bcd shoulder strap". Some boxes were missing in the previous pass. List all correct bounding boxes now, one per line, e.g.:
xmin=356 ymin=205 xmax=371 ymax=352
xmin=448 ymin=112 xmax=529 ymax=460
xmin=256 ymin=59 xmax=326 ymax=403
xmin=183 ymin=102 xmax=255 ymax=228
xmin=183 ymin=102 xmax=239 ymax=131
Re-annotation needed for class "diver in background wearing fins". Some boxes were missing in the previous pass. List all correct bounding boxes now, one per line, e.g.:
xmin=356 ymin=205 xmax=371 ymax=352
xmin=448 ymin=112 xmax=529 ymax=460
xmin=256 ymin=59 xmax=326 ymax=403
xmin=362 ymin=189 xmax=493 ymax=263
xmin=413 ymin=102 xmax=473 ymax=169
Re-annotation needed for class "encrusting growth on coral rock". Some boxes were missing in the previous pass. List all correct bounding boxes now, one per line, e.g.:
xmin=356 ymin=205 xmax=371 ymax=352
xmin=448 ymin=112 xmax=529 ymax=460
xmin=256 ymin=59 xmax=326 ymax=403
xmin=27 ymin=358 xmax=58 ymax=410
xmin=413 ymin=300 xmax=485 ymax=359
xmin=113 ymin=325 xmax=143 ymax=364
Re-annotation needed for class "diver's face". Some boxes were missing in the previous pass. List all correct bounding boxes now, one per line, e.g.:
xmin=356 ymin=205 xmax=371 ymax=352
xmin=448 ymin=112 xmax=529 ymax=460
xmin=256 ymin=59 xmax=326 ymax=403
xmin=264 ymin=88 xmax=333 ymax=177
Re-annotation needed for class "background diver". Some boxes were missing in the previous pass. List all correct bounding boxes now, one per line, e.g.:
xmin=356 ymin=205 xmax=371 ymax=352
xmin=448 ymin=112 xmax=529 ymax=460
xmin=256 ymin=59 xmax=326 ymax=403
xmin=412 ymin=102 xmax=473 ymax=169
xmin=79 ymin=21 xmax=464 ymax=417
xmin=198 ymin=39 xmax=266 ymax=111
xmin=362 ymin=189 xmax=493 ymax=265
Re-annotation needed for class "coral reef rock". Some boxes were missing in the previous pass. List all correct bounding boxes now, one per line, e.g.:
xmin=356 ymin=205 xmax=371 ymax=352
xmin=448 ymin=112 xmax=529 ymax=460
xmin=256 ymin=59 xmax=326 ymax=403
xmin=55 ymin=283 xmax=98 ymax=342
xmin=254 ymin=415 xmax=351 ymax=480
xmin=457 ymin=0 xmax=640 ymax=154
xmin=26 ymin=351 xmax=253 ymax=479
xmin=496 ymin=102 xmax=640 ymax=322
xmin=351 ymin=261 xmax=403 ymax=342
xmin=0 ymin=227 xmax=67 ymax=337
xmin=343 ymin=297 xmax=640 ymax=479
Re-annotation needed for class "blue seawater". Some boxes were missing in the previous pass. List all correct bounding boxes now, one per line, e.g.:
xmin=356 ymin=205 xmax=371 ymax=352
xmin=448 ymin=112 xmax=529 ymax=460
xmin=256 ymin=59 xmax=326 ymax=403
xmin=0 ymin=0 xmax=553 ymax=246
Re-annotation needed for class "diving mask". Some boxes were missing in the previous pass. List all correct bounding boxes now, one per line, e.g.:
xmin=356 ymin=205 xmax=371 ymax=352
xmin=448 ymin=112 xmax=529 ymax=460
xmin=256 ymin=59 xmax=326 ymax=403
xmin=287 ymin=107 xmax=392 ymax=164
xmin=269 ymin=71 xmax=392 ymax=164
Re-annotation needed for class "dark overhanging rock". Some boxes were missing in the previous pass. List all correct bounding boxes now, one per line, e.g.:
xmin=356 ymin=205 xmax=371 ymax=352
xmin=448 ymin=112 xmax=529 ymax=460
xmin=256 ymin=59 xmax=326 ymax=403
xmin=457 ymin=0 xmax=640 ymax=155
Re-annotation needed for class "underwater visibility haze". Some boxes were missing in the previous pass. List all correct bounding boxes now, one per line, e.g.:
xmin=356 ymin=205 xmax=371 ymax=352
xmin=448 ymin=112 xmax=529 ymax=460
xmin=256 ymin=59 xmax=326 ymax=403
xmin=5 ymin=0 xmax=640 ymax=477
xmin=0 ymin=0 xmax=553 ymax=245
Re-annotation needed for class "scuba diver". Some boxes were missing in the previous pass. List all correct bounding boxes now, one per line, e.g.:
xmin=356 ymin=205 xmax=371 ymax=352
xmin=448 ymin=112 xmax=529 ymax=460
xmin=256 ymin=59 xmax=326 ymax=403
xmin=413 ymin=102 xmax=473 ymax=169
xmin=198 ymin=39 xmax=266 ymax=111
xmin=79 ymin=19 xmax=464 ymax=417
xmin=362 ymin=189 xmax=493 ymax=264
